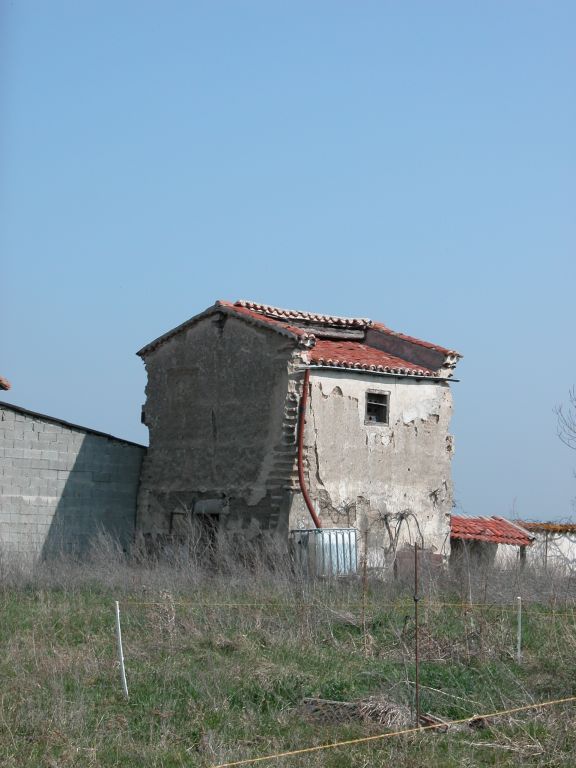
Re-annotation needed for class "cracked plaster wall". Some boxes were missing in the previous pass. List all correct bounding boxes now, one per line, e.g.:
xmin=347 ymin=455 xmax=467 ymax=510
xmin=288 ymin=370 xmax=454 ymax=565
xmin=137 ymin=315 xmax=299 ymax=542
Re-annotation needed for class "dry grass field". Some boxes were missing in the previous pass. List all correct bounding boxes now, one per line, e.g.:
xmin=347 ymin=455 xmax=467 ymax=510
xmin=1 ymin=537 xmax=575 ymax=767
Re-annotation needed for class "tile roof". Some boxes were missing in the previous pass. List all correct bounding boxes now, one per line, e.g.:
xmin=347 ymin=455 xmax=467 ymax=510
xmin=309 ymin=339 xmax=436 ymax=376
xmin=138 ymin=299 xmax=461 ymax=379
xmin=0 ymin=376 xmax=11 ymax=391
xmin=451 ymin=516 xmax=534 ymax=547
xmin=234 ymin=300 xmax=372 ymax=328
xmin=518 ymin=521 xmax=576 ymax=535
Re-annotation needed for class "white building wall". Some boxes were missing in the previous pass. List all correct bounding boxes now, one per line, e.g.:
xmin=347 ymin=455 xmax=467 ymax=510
xmin=289 ymin=369 xmax=455 ymax=565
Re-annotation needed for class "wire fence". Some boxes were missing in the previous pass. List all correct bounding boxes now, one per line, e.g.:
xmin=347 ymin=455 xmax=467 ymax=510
xmin=208 ymin=695 xmax=576 ymax=768
xmin=5 ymin=545 xmax=576 ymax=766
xmin=106 ymin=585 xmax=576 ymax=764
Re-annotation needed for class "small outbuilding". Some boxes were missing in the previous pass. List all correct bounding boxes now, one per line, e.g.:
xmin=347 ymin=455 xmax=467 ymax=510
xmin=518 ymin=521 xmax=576 ymax=572
xmin=450 ymin=515 xmax=535 ymax=570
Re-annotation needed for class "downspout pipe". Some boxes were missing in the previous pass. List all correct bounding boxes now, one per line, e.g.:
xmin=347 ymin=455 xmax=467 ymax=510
xmin=297 ymin=368 xmax=322 ymax=529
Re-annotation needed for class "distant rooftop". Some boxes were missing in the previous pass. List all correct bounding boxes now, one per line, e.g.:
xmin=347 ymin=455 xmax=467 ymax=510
xmin=519 ymin=521 xmax=576 ymax=535
xmin=451 ymin=515 xmax=534 ymax=547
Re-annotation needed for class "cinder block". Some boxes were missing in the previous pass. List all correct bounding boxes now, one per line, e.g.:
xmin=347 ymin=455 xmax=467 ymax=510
xmin=39 ymin=469 xmax=57 ymax=480
xmin=62 ymin=486 xmax=88 ymax=499
xmin=42 ymin=424 xmax=64 ymax=434
xmin=20 ymin=440 xmax=38 ymax=450
xmin=41 ymin=436 xmax=62 ymax=447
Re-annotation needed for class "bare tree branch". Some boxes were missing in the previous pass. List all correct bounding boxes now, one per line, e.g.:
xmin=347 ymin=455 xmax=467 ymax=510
xmin=556 ymin=387 xmax=576 ymax=450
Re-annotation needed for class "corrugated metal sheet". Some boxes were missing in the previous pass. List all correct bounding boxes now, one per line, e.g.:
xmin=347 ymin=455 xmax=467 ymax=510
xmin=289 ymin=528 xmax=357 ymax=577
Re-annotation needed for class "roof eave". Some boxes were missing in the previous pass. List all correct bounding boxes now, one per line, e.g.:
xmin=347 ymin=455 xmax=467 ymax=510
xmin=306 ymin=363 xmax=457 ymax=382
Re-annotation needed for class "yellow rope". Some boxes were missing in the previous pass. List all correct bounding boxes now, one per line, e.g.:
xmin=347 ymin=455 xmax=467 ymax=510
xmin=209 ymin=695 xmax=576 ymax=768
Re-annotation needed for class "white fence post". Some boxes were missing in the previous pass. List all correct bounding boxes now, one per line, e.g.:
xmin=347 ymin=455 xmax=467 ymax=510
xmin=115 ymin=600 xmax=129 ymax=699
xmin=516 ymin=596 xmax=522 ymax=664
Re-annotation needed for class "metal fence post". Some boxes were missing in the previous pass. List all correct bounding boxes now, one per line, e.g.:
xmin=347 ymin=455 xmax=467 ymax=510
xmin=516 ymin=595 xmax=522 ymax=664
xmin=414 ymin=543 xmax=420 ymax=726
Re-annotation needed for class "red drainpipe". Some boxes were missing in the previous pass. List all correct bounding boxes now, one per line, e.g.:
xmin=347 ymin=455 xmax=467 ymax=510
xmin=297 ymin=368 xmax=322 ymax=529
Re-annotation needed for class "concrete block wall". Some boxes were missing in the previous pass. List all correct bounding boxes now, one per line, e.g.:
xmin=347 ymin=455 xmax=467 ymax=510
xmin=0 ymin=403 xmax=145 ymax=559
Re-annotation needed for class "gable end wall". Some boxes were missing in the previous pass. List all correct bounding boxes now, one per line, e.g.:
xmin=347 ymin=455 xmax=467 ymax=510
xmin=137 ymin=314 xmax=299 ymax=540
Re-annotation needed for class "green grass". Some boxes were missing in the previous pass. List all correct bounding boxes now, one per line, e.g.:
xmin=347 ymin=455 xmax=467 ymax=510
xmin=0 ymin=569 xmax=575 ymax=767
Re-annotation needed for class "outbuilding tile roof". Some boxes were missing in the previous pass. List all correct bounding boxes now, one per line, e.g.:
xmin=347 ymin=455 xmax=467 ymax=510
xmin=451 ymin=516 xmax=534 ymax=547
xmin=519 ymin=521 xmax=576 ymax=535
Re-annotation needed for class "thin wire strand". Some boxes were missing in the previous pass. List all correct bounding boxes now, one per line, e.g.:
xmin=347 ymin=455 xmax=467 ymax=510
xmin=210 ymin=695 xmax=576 ymax=768
xmin=122 ymin=599 xmax=576 ymax=616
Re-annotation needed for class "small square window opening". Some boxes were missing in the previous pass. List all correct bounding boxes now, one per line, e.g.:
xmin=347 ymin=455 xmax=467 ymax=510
xmin=365 ymin=392 xmax=389 ymax=424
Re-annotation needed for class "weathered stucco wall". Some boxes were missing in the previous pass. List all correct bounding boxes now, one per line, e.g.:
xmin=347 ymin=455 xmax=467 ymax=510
xmin=0 ymin=403 xmax=144 ymax=560
xmin=288 ymin=370 xmax=454 ymax=564
xmin=137 ymin=314 xmax=300 ymax=540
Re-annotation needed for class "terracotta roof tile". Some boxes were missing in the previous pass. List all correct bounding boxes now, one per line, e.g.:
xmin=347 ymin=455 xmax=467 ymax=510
xmin=234 ymin=300 xmax=372 ymax=328
xmin=451 ymin=516 xmax=534 ymax=547
xmin=518 ymin=521 xmax=576 ymax=535
xmin=308 ymin=340 xmax=436 ymax=376
xmin=230 ymin=302 xmax=458 ymax=377
xmin=138 ymin=300 xmax=461 ymax=378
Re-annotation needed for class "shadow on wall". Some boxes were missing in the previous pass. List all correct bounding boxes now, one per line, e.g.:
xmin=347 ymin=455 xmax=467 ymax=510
xmin=40 ymin=433 xmax=144 ymax=559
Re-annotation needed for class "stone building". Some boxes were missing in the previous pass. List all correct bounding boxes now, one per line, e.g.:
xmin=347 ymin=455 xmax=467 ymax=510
xmin=0 ymin=401 xmax=145 ymax=559
xmin=137 ymin=300 xmax=461 ymax=565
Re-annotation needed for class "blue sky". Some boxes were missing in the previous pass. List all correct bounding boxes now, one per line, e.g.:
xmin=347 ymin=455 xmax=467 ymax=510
xmin=1 ymin=2 xmax=575 ymax=521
